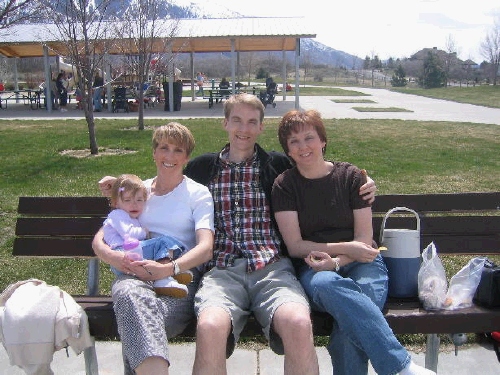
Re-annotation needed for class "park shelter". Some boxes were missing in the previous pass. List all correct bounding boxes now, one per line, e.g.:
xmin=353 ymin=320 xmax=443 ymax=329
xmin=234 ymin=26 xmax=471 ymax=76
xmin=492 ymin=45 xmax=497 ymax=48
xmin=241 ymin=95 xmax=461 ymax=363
xmin=0 ymin=17 xmax=316 ymax=112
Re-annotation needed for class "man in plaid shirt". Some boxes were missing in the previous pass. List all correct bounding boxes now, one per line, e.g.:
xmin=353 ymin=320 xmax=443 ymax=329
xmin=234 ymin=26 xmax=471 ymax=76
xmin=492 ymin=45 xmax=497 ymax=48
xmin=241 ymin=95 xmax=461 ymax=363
xmin=185 ymin=94 xmax=376 ymax=375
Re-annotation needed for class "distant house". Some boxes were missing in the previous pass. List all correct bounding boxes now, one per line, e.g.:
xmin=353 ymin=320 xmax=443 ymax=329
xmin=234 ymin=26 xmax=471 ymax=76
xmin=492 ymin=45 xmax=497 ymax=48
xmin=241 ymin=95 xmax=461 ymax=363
xmin=462 ymin=59 xmax=479 ymax=69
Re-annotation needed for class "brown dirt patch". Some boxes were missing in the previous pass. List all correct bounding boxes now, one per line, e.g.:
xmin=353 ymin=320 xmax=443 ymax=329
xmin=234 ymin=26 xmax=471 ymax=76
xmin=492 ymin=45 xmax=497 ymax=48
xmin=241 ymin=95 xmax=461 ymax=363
xmin=59 ymin=148 xmax=137 ymax=158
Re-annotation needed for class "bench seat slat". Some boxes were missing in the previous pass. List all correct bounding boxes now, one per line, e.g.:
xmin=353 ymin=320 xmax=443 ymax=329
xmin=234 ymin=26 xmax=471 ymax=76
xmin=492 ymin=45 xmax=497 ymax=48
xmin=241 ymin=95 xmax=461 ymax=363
xmin=73 ymin=296 xmax=500 ymax=338
xmin=385 ymin=306 xmax=500 ymax=334
xmin=73 ymin=296 xmax=119 ymax=339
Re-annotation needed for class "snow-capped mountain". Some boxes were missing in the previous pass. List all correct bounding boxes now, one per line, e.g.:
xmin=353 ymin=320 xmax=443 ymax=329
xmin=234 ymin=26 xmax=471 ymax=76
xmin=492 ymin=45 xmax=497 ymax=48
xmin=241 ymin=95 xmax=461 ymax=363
xmin=93 ymin=0 xmax=363 ymax=68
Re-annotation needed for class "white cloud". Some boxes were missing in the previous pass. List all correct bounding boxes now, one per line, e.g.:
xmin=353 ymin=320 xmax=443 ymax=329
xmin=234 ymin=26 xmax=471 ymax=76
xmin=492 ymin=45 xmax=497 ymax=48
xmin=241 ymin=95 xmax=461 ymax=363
xmin=181 ymin=0 xmax=499 ymax=62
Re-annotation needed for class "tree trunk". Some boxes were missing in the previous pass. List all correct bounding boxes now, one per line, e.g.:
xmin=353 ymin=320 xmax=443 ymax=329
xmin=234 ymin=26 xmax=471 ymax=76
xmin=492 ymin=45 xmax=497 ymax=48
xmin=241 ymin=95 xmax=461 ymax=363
xmin=83 ymin=82 xmax=98 ymax=154
xmin=138 ymin=88 xmax=145 ymax=130
xmin=88 ymin=119 xmax=98 ymax=154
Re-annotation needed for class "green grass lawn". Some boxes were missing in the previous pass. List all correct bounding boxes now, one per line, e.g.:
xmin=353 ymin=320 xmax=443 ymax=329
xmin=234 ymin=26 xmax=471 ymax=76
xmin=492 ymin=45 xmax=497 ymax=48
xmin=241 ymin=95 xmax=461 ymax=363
xmin=390 ymin=85 xmax=500 ymax=108
xmin=352 ymin=107 xmax=413 ymax=112
xmin=1 ymin=117 xmax=498 ymax=294
xmin=0 ymin=93 xmax=499 ymax=348
xmin=332 ymin=99 xmax=377 ymax=103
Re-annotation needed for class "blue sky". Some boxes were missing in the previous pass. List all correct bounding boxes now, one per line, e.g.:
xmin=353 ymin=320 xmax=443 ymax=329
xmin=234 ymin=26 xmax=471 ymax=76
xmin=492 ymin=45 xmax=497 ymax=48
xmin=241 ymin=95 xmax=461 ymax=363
xmin=183 ymin=0 xmax=499 ymax=63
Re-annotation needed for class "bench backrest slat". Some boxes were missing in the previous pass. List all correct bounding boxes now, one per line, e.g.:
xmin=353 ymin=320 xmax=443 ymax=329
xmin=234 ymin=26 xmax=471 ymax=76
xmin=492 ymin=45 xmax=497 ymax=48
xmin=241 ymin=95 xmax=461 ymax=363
xmin=372 ymin=192 xmax=500 ymax=213
xmin=16 ymin=217 xmax=105 ymax=237
xmin=18 ymin=196 xmax=110 ymax=216
xmin=15 ymin=197 xmax=109 ymax=258
xmin=373 ymin=216 xmax=500 ymax=236
xmin=13 ymin=237 xmax=95 ymax=257
xmin=14 ymin=194 xmax=500 ymax=259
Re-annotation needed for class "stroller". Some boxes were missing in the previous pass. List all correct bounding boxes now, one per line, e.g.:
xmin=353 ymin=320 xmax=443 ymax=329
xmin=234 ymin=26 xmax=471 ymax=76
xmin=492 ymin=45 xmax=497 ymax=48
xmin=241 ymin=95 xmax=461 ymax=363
xmin=112 ymin=86 xmax=129 ymax=113
xmin=259 ymin=81 xmax=277 ymax=108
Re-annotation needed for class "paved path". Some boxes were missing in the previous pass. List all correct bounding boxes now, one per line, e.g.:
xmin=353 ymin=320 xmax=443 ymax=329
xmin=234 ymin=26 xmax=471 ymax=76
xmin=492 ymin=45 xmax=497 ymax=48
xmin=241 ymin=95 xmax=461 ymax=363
xmin=1 ymin=341 xmax=499 ymax=374
xmin=299 ymin=87 xmax=500 ymax=124
xmin=1 ymin=87 xmax=500 ymax=124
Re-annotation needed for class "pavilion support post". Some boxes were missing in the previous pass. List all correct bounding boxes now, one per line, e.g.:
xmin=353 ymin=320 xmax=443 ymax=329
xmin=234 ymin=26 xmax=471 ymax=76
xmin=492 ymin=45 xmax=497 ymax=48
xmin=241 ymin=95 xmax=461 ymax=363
xmin=14 ymin=58 xmax=19 ymax=102
xmin=231 ymin=39 xmax=236 ymax=94
xmin=190 ymin=52 xmax=195 ymax=102
xmin=282 ymin=50 xmax=287 ymax=101
xmin=237 ymin=51 xmax=240 ymax=84
xmin=167 ymin=44 xmax=173 ymax=113
xmin=104 ymin=53 xmax=112 ymax=112
xmin=43 ymin=45 xmax=53 ymax=113
xmin=294 ymin=38 xmax=300 ymax=109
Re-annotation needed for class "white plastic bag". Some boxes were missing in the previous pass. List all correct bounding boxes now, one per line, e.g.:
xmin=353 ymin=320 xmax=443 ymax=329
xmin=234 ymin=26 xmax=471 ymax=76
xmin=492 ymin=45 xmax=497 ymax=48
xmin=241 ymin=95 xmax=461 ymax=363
xmin=418 ymin=242 xmax=448 ymax=310
xmin=443 ymin=257 xmax=486 ymax=310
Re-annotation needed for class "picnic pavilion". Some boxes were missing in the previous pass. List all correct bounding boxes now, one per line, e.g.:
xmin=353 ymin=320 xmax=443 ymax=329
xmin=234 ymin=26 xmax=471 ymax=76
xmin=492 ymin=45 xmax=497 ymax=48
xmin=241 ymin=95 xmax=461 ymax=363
xmin=0 ymin=17 xmax=316 ymax=112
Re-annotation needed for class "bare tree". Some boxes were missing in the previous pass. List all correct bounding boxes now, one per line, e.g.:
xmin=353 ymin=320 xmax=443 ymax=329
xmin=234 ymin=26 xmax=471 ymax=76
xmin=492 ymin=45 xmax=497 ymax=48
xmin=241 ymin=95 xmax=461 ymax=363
xmin=301 ymin=49 xmax=312 ymax=87
xmin=239 ymin=52 xmax=256 ymax=87
xmin=480 ymin=16 xmax=500 ymax=85
xmin=39 ymin=0 xmax=116 ymax=154
xmin=113 ymin=0 xmax=179 ymax=130
xmin=444 ymin=34 xmax=460 ymax=86
xmin=0 ymin=0 xmax=40 ymax=32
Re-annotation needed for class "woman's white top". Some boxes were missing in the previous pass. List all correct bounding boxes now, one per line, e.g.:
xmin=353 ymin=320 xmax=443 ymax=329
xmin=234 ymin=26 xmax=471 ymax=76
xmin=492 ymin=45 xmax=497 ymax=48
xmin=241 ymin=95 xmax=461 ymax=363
xmin=141 ymin=176 xmax=214 ymax=251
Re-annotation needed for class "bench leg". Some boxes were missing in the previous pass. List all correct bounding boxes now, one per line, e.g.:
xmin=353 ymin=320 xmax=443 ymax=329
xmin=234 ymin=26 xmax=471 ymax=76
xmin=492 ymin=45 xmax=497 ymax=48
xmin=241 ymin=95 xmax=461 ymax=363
xmin=425 ymin=333 xmax=439 ymax=373
xmin=84 ymin=338 xmax=99 ymax=375
xmin=87 ymin=258 xmax=100 ymax=296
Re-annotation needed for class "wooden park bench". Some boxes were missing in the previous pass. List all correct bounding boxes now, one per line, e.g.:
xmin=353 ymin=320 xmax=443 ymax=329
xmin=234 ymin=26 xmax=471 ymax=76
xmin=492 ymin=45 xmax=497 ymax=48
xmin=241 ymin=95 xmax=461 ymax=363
xmin=202 ymin=88 xmax=233 ymax=108
xmin=11 ymin=192 xmax=500 ymax=374
xmin=202 ymin=87 xmax=258 ymax=108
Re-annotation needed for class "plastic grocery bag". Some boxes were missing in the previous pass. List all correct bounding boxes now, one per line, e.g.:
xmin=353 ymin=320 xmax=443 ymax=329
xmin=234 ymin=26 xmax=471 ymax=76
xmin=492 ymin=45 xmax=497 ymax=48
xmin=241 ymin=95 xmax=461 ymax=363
xmin=443 ymin=257 xmax=486 ymax=310
xmin=418 ymin=242 xmax=448 ymax=310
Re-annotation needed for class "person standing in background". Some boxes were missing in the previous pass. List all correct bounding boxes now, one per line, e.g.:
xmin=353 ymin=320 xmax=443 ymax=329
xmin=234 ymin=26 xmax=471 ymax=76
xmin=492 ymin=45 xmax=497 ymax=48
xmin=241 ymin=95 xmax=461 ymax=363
xmin=196 ymin=72 xmax=204 ymax=96
xmin=93 ymin=72 xmax=104 ymax=112
xmin=56 ymin=72 xmax=68 ymax=112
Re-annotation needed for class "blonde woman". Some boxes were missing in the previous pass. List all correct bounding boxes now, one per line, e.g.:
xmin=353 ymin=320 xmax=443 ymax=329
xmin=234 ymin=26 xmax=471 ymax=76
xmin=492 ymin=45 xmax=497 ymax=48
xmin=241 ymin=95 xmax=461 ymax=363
xmin=93 ymin=123 xmax=214 ymax=375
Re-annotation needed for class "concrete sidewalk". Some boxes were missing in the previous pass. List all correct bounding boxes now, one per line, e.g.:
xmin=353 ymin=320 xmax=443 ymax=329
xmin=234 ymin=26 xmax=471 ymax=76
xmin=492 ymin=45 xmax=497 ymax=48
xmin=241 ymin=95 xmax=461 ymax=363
xmin=1 ymin=341 xmax=499 ymax=374
xmin=1 ymin=87 xmax=500 ymax=124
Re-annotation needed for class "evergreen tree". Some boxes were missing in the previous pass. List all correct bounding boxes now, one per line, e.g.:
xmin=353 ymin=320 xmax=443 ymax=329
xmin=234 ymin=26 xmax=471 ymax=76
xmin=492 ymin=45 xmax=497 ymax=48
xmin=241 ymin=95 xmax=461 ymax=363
xmin=390 ymin=64 xmax=407 ymax=87
xmin=255 ymin=67 xmax=268 ymax=79
xmin=363 ymin=56 xmax=371 ymax=70
xmin=419 ymin=51 xmax=447 ymax=88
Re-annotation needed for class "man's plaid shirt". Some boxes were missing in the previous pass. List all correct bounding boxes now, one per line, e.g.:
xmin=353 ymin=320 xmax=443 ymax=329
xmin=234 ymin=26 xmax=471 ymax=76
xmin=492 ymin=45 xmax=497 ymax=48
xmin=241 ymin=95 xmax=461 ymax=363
xmin=207 ymin=147 xmax=281 ymax=272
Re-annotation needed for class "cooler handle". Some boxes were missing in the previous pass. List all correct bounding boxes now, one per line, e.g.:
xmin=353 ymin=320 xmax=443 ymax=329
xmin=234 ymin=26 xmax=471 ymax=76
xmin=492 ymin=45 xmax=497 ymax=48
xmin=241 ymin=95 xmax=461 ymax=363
xmin=379 ymin=206 xmax=421 ymax=245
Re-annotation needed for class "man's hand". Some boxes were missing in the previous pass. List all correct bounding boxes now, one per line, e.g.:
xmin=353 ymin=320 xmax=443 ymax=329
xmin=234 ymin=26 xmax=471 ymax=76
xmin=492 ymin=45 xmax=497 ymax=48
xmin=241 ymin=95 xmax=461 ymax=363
xmin=98 ymin=176 xmax=116 ymax=197
xmin=359 ymin=169 xmax=377 ymax=204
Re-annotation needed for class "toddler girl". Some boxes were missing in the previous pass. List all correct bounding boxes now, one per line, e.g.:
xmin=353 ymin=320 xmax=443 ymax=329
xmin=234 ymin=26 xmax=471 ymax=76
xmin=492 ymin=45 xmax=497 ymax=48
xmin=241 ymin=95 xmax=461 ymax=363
xmin=103 ymin=174 xmax=192 ymax=298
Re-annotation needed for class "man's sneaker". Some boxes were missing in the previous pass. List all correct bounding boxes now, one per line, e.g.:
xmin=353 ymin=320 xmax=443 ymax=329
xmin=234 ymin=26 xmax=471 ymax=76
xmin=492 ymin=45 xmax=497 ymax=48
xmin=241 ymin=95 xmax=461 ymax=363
xmin=173 ymin=270 xmax=193 ymax=285
xmin=154 ymin=277 xmax=188 ymax=298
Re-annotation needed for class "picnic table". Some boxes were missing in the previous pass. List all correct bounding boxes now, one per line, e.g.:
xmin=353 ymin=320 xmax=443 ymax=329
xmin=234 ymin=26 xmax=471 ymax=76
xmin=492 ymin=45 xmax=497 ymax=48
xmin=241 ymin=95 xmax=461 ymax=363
xmin=0 ymin=89 xmax=42 ymax=109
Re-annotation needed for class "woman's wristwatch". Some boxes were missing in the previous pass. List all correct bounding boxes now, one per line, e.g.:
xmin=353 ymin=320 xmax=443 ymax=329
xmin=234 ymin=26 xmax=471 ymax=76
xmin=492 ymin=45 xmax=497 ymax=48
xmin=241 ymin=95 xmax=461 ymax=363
xmin=332 ymin=257 xmax=340 ymax=272
xmin=172 ymin=260 xmax=180 ymax=275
